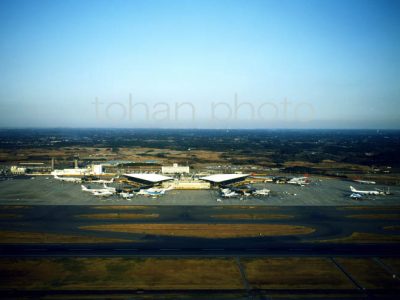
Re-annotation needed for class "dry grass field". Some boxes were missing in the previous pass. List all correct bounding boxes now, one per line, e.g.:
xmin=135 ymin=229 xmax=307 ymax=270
xmin=0 ymin=213 xmax=21 ymax=219
xmin=381 ymin=258 xmax=400 ymax=275
xmin=77 ymin=213 xmax=159 ymax=219
xmin=80 ymin=223 xmax=315 ymax=238
xmin=0 ymin=147 xmax=227 ymax=166
xmin=336 ymin=258 xmax=400 ymax=289
xmin=92 ymin=205 xmax=151 ymax=210
xmin=284 ymin=160 xmax=371 ymax=172
xmin=384 ymin=226 xmax=400 ymax=231
xmin=0 ymin=257 xmax=243 ymax=290
xmin=319 ymin=232 xmax=400 ymax=243
xmin=242 ymin=257 xmax=354 ymax=289
xmin=0 ymin=230 xmax=132 ymax=243
xmin=338 ymin=206 xmax=400 ymax=211
xmin=212 ymin=206 xmax=279 ymax=210
xmin=0 ymin=205 xmax=30 ymax=209
xmin=210 ymin=214 xmax=293 ymax=220
xmin=346 ymin=214 xmax=400 ymax=220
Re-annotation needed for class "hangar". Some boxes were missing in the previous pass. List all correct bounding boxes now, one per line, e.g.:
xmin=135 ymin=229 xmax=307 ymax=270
xmin=200 ymin=174 xmax=249 ymax=186
xmin=124 ymin=173 xmax=173 ymax=186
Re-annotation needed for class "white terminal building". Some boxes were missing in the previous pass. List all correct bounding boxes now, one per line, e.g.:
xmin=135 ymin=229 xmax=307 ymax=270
xmin=162 ymin=163 xmax=189 ymax=174
xmin=124 ymin=172 xmax=249 ymax=189
xmin=51 ymin=164 xmax=103 ymax=176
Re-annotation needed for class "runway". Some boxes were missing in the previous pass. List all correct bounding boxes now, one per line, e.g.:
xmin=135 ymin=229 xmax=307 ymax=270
xmin=1 ymin=205 xmax=400 ymax=250
xmin=2 ymin=242 xmax=400 ymax=257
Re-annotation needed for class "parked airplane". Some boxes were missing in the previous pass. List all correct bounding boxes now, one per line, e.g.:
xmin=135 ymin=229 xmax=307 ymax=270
xmin=136 ymin=186 xmax=173 ymax=196
xmin=354 ymin=179 xmax=376 ymax=185
xmin=119 ymin=192 xmax=134 ymax=199
xmin=288 ymin=177 xmax=309 ymax=186
xmin=103 ymin=184 xmax=117 ymax=193
xmin=350 ymin=186 xmax=384 ymax=195
xmin=220 ymin=188 xmax=231 ymax=194
xmin=91 ymin=190 xmax=114 ymax=197
xmin=54 ymin=174 xmax=82 ymax=183
xmin=350 ymin=193 xmax=363 ymax=199
xmin=81 ymin=185 xmax=106 ymax=193
xmin=220 ymin=188 xmax=239 ymax=198
xmin=81 ymin=184 xmax=115 ymax=197
xmin=222 ymin=191 xmax=239 ymax=198
xmin=253 ymin=188 xmax=271 ymax=196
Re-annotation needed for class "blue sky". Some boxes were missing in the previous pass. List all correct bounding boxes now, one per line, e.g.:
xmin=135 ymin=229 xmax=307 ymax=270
xmin=0 ymin=0 xmax=399 ymax=128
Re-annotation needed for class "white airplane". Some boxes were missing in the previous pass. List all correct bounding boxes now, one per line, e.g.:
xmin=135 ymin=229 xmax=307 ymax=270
xmin=350 ymin=193 xmax=363 ymax=199
xmin=81 ymin=185 xmax=107 ymax=193
xmin=288 ymin=177 xmax=309 ymax=185
xmin=103 ymin=184 xmax=117 ymax=193
xmin=220 ymin=188 xmax=239 ymax=198
xmin=354 ymin=179 xmax=376 ymax=185
xmin=350 ymin=186 xmax=383 ymax=195
xmin=223 ymin=191 xmax=239 ymax=198
xmin=54 ymin=174 xmax=82 ymax=183
xmin=119 ymin=192 xmax=134 ymax=199
xmin=136 ymin=186 xmax=173 ymax=196
xmin=81 ymin=185 xmax=115 ymax=197
xmin=253 ymin=189 xmax=271 ymax=196
xmin=91 ymin=190 xmax=114 ymax=197
xmin=88 ymin=178 xmax=114 ymax=184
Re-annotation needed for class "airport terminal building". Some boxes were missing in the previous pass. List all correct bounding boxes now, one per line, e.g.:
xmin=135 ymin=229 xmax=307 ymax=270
xmin=124 ymin=172 xmax=249 ymax=189
xmin=124 ymin=173 xmax=174 ymax=186
xmin=200 ymin=174 xmax=250 ymax=186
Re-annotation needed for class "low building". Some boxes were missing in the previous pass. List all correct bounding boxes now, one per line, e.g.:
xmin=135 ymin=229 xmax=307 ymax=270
xmin=51 ymin=168 xmax=89 ymax=176
xmin=162 ymin=163 xmax=190 ymax=174
xmin=10 ymin=166 xmax=26 ymax=175
xmin=162 ymin=179 xmax=210 ymax=190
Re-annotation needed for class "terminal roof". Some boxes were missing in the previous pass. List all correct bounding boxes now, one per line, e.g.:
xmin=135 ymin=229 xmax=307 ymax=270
xmin=200 ymin=174 xmax=249 ymax=183
xmin=124 ymin=173 xmax=173 ymax=183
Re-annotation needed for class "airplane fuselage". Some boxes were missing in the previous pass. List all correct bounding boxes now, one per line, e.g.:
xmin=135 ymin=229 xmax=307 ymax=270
xmin=350 ymin=186 xmax=382 ymax=195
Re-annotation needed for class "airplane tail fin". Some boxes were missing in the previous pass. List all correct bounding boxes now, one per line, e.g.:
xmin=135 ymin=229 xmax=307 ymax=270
xmin=350 ymin=186 xmax=356 ymax=192
xmin=81 ymin=185 xmax=88 ymax=191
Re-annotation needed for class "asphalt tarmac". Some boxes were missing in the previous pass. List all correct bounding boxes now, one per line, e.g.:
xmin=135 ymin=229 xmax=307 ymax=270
xmin=0 ymin=205 xmax=399 ymax=253
xmin=0 ymin=176 xmax=400 ymax=205
xmin=1 ymin=204 xmax=399 ymax=299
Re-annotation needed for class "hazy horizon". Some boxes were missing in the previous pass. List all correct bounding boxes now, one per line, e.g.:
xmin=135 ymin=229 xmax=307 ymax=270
xmin=1 ymin=0 xmax=399 ymax=129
